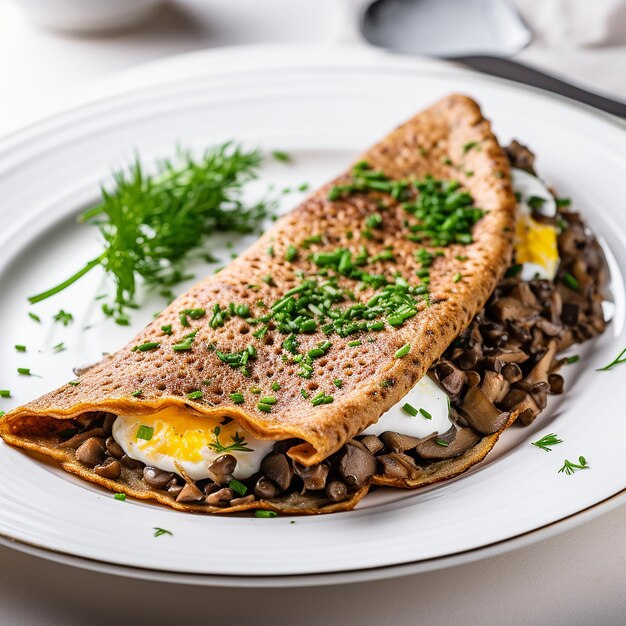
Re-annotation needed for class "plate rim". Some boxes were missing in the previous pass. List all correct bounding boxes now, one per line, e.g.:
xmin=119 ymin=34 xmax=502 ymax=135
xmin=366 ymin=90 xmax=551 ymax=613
xmin=1 ymin=46 xmax=625 ymax=586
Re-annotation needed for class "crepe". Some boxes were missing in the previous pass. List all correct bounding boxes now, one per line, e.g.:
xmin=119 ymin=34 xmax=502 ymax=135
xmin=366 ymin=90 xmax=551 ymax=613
xmin=0 ymin=94 xmax=516 ymax=513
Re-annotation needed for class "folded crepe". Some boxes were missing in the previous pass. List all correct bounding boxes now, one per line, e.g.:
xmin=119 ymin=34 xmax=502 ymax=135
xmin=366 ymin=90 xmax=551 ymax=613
xmin=0 ymin=94 xmax=517 ymax=514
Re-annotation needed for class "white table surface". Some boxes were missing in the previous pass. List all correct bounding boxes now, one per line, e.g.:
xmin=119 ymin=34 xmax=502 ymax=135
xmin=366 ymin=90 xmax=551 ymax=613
xmin=1 ymin=2 xmax=625 ymax=624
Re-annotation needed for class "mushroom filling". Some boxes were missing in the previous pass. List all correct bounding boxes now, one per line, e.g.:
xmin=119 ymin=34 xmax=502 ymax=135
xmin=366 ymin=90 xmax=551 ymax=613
xmin=55 ymin=141 xmax=607 ymax=509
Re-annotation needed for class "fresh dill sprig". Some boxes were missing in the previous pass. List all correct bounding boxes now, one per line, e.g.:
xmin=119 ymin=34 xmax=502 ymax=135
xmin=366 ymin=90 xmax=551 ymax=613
xmin=28 ymin=143 xmax=274 ymax=315
xmin=531 ymin=433 xmax=563 ymax=452
xmin=596 ymin=347 xmax=626 ymax=372
xmin=208 ymin=426 xmax=253 ymax=453
xmin=558 ymin=456 xmax=590 ymax=476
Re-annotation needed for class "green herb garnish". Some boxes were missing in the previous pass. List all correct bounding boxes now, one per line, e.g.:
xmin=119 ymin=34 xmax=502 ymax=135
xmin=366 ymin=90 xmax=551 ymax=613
xmin=566 ymin=355 xmax=580 ymax=364
xmin=132 ymin=389 xmax=143 ymax=398
xmin=28 ymin=312 xmax=41 ymax=323
xmin=596 ymin=347 xmax=626 ymax=371
xmin=208 ymin=426 xmax=253 ymax=453
xmin=187 ymin=390 xmax=203 ymax=400
xmin=230 ymin=392 xmax=245 ymax=404
xmin=114 ymin=493 xmax=126 ymax=501
xmin=402 ymin=403 xmax=418 ymax=417
xmin=558 ymin=456 xmax=590 ymax=476
xmin=14 ymin=345 xmax=26 ymax=352
xmin=53 ymin=342 xmax=66 ymax=353
xmin=0 ymin=390 xmax=10 ymax=398
xmin=53 ymin=309 xmax=73 ymax=326
xmin=562 ymin=272 xmax=580 ymax=291
xmin=153 ymin=527 xmax=173 ymax=537
xmin=172 ymin=331 xmax=198 ymax=351
xmin=531 ymin=433 xmax=563 ymax=452
xmin=311 ymin=392 xmax=334 ymax=407
xmin=271 ymin=150 xmax=291 ymax=163
xmin=132 ymin=341 xmax=160 ymax=352
xmin=394 ymin=343 xmax=411 ymax=358
xmin=419 ymin=408 xmax=432 ymax=420
xmin=255 ymin=510 xmax=278 ymax=518
xmin=229 ymin=479 xmax=248 ymax=496
xmin=136 ymin=424 xmax=153 ymax=440
xmin=28 ymin=144 xmax=272 ymax=316
xmin=17 ymin=368 xmax=32 ymax=376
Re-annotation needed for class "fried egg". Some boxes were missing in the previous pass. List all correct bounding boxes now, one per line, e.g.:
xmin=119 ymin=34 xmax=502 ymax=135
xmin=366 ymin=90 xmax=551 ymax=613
xmin=362 ymin=375 xmax=451 ymax=439
xmin=113 ymin=377 xmax=452 ymax=479
xmin=512 ymin=167 xmax=559 ymax=281
xmin=112 ymin=407 xmax=274 ymax=480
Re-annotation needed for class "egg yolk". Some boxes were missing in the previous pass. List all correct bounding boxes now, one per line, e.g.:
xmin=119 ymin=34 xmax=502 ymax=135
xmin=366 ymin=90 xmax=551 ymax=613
xmin=515 ymin=214 xmax=559 ymax=277
xmin=133 ymin=407 xmax=239 ymax=463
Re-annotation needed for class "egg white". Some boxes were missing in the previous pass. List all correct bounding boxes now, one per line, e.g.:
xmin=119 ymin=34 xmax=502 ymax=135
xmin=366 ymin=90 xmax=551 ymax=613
xmin=512 ymin=167 xmax=559 ymax=281
xmin=112 ymin=407 xmax=274 ymax=480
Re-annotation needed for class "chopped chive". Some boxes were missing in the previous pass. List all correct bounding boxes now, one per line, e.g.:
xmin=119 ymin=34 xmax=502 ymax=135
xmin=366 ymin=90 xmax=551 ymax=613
xmin=28 ymin=312 xmax=41 ymax=323
xmin=257 ymin=402 xmax=272 ymax=413
xmin=285 ymin=244 xmax=298 ymax=262
xmin=0 ymin=390 xmax=11 ymax=398
xmin=435 ymin=439 xmax=449 ymax=447
xmin=255 ymin=510 xmax=278 ymax=518
xmin=161 ymin=325 xmax=173 ymax=335
xmin=259 ymin=395 xmax=277 ymax=405
xmin=53 ymin=342 xmax=66 ymax=353
xmin=566 ymin=355 xmax=580 ymax=364
xmin=132 ymin=341 xmax=160 ymax=352
xmin=271 ymin=381 xmax=281 ymax=391
xmin=455 ymin=255 xmax=468 ymax=261
xmin=347 ymin=340 xmax=362 ymax=347
xmin=419 ymin=408 xmax=432 ymax=420
xmin=562 ymin=272 xmax=580 ymax=291
xmin=53 ymin=309 xmax=73 ymax=326
xmin=172 ymin=331 xmax=198 ymax=351
xmin=596 ymin=347 xmax=626 ymax=372
xmin=136 ymin=424 xmax=153 ymax=440
xmin=394 ymin=343 xmax=411 ymax=358
xmin=463 ymin=141 xmax=478 ymax=153
xmin=402 ymin=403 xmax=418 ymax=417
xmin=187 ymin=390 xmax=203 ymax=400
xmin=132 ymin=389 xmax=143 ymax=398
xmin=153 ymin=527 xmax=173 ymax=537
xmin=0 ymin=411 xmax=5 ymax=417
xmin=333 ymin=379 xmax=343 ymax=388
xmin=311 ymin=392 xmax=334 ymax=407
xmin=271 ymin=150 xmax=291 ymax=163
xmin=229 ymin=478 xmax=248 ymax=496
xmin=230 ymin=392 xmax=245 ymax=404
xmin=298 ymin=183 xmax=310 ymax=192
xmin=300 ymin=389 xmax=309 ymax=399
xmin=453 ymin=272 xmax=462 ymax=283
xmin=556 ymin=197 xmax=571 ymax=207
xmin=114 ymin=493 xmax=126 ymax=501
xmin=14 ymin=345 xmax=26 ymax=352
xmin=17 ymin=368 xmax=31 ymax=376
xmin=68 ymin=380 xmax=80 ymax=386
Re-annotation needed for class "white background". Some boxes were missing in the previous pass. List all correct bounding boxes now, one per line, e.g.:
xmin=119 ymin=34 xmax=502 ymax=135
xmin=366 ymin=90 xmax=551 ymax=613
xmin=0 ymin=1 xmax=625 ymax=624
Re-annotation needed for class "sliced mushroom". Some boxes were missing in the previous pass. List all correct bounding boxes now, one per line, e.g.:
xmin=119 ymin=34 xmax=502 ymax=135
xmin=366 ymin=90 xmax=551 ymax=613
xmin=260 ymin=452 xmax=293 ymax=491
xmin=378 ymin=452 xmax=421 ymax=479
xmin=102 ymin=413 xmax=117 ymax=435
xmin=205 ymin=487 xmax=235 ymax=507
xmin=176 ymin=482 xmax=204 ymax=503
xmin=207 ymin=454 xmax=237 ymax=484
xmin=338 ymin=442 xmax=377 ymax=488
xmin=254 ymin=477 xmax=278 ymax=500
xmin=460 ymin=386 xmax=510 ymax=435
xmin=120 ymin=454 xmax=144 ymax=470
xmin=105 ymin=436 xmax=124 ymax=459
xmin=60 ymin=428 xmax=107 ymax=449
xmin=143 ymin=466 xmax=174 ymax=489
xmin=167 ymin=478 xmax=184 ymax=498
xmin=380 ymin=431 xmax=424 ymax=452
xmin=480 ymin=371 xmax=510 ymax=404
xmin=75 ymin=437 xmax=106 ymax=467
xmin=491 ymin=297 xmax=537 ymax=322
xmin=230 ymin=495 xmax=256 ymax=506
xmin=293 ymin=462 xmax=329 ymax=491
xmin=548 ymin=373 xmax=564 ymax=394
xmin=326 ymin=481 xmax=348 ymax=502
xmin=414 ymin=428 xmax=480 ymax=460
xmin=360 ymin=434 xmax=384 ymax=455
xmin=501 ymin=362 xmax=523 ymax=383
xmin=94 ymin=457 xmax=121 ymax=479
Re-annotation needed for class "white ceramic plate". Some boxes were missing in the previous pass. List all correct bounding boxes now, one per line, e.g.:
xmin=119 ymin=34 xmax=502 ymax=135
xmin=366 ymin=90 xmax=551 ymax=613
xmin=0 ymin=49 xmax=625 ymax=587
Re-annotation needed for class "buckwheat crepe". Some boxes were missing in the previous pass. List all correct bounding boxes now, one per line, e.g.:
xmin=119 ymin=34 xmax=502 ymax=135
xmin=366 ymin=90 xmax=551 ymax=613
xmin=0 ymin=94 xmax=517 ymax=513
